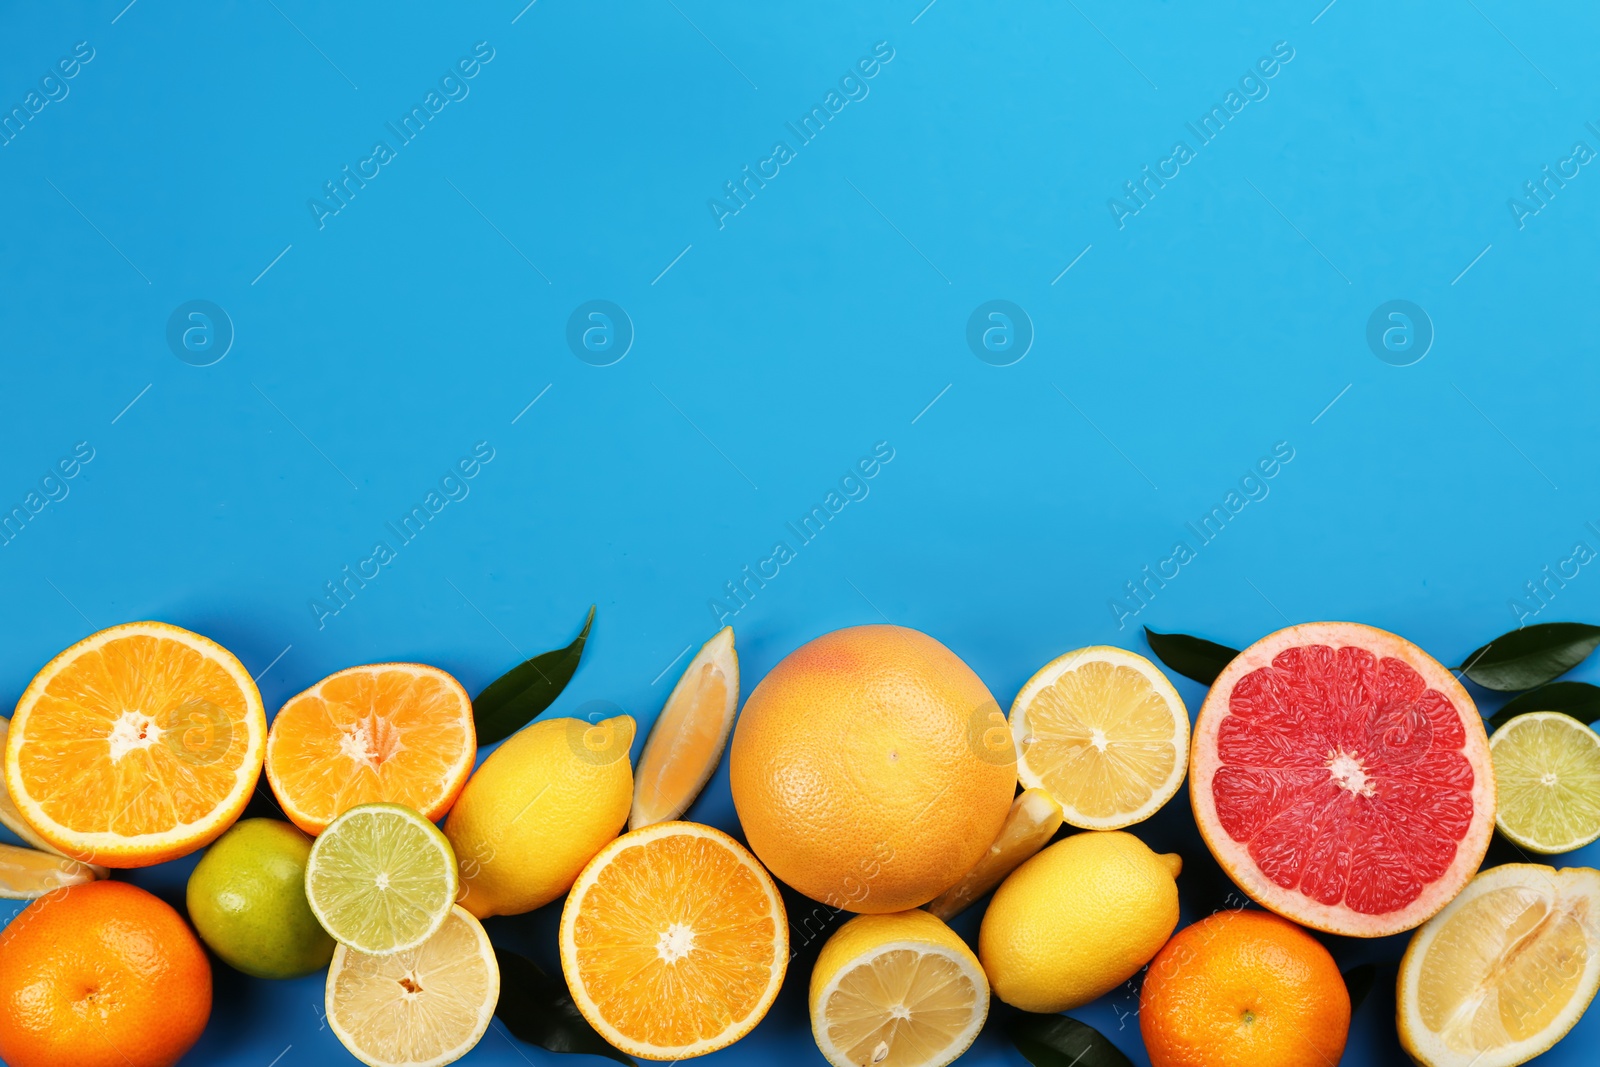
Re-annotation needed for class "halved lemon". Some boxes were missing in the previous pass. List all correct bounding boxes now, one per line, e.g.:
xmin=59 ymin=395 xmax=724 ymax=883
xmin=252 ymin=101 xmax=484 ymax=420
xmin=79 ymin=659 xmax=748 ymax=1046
xmin=1490 ymin=712 xmax=1600 ymax=854
xmin=1010 ymin=646 xmax=1188 ymax=829
xmin=306 ymin=802 xmax=458 ymax=955
xmin=630 ymin=627 xmax=738 ymax=830
xmin=810 ymin=909 xmax=989 ymax=1067
xmin=1398 ymin=863 xmax=1600 ymax=1067
xmin=266 ymin=663 xmax=475 ymax=835
xmin=327 ymin=904 xmax=499 ymax=1067
xmin=560 ymin=820 xmax=786 ymax=1060
xmin=3 ymin=621 xmax=266 ymax=867
xmin=925 ymin=787 xmax=1062 ymax=920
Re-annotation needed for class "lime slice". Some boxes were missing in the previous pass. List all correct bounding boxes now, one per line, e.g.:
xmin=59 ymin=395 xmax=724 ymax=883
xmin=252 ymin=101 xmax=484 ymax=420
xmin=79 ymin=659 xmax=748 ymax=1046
xmin=306 ymin=802 xmax=458 ymax=954
xmin=1490 ymin=712 xmax=1600 ymax=853
xmin=327 ymin=905 xmax=499 ymax=1067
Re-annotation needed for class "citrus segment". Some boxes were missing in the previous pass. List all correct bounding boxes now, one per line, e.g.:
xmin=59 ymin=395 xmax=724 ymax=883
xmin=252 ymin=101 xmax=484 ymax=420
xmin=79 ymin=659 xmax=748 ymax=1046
xmin=266 ymin=663 xmax=475 ymax=835
xmin=1398 ymin=863 xmax=1600 ymax=1067
xmin=0 ymin=843 xmax=104 ymax=898
xmin=3 ymin=621 xmax=266 ymax=867
xmin=809 ymin=910 xmax=988 ymax=1067
xmin=306 ymin=803 xmax=458 ymax=955
xmin=925 ymin=788 xmax=1062 ymax=920
xmin=1012 ymin=646 xmax=1189 ymax=829
xmin=1490 ymin=712 xmax=1600 ymax=854
xmin=326 ymin=905 xmax=499 ymax=1067
xmin=730 ymin=625 xmax=1016 ymax=913
xmin=631 ymin=626 xmax=738 ymax=829
xmin=1192 ymin=622 xmax=1495 ymax=937
xmin=560 ymin=821 xmax=786 ymax=1060
xmin=0 ymin=717 xmax=96 ymax=862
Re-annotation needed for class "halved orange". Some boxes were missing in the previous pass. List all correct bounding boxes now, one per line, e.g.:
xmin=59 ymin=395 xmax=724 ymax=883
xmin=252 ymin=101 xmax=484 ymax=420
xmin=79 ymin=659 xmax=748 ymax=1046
xmin=630 ymin=626 xmax=739 ymax=830
xmin=3 ymin=622 xmax=266 ymax=868
xmin=560 ymin=821 xmax=787 ymax=1060
xmin=265 ymin=663 xmax=475 ymax=835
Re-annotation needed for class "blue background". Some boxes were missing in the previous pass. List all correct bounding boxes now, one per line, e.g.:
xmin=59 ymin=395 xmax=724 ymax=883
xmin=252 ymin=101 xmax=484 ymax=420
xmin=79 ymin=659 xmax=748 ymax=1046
xmin=3 ymin=0 xmax=1599 ymax=1064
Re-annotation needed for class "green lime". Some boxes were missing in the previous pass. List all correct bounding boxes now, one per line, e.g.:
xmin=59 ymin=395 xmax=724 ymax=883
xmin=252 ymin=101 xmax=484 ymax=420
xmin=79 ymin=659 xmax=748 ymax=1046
xmin=305 ymin=802 xmax=458 ymax=955
xmin=187 ymin=817 xmax=335 ymax=979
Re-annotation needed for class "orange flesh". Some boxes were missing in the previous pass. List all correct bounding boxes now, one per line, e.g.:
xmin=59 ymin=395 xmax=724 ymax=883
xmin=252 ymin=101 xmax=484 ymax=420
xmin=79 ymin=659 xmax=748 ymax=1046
xmin=570 ymin=831 xmax=781 ymax=1049
xmin=267 ymin=666 xmax=473 ymax=833
xmin=17 ymin=634 xmax=253 ymax=836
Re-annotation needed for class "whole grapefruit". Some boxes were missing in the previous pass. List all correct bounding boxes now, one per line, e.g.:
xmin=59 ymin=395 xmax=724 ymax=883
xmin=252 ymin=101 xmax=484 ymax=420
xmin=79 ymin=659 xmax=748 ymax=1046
xmin=1140 ymin=908 xmax=1350 ymax=1067
xmin=729 ymin=625 xmax=1016 ymax=913
xmin=0 ymin=880 xmax=212 ymax=1067
xmin=1191 ymin=622 xmax=1495 ymax=938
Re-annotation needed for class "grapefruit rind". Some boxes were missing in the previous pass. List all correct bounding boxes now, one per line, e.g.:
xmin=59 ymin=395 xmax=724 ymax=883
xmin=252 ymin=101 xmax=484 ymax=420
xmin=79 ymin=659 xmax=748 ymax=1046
xmin=3 ymin=621 xmax=267 ymax=868
xmin=1011 ymin=646 xmax=1189 ymax=831
xmin=1191 ymin=622 xmax=1495 ymax=938
xmin=559 ymin=821 xmax=787 ymax=1061
xmin=1397 ymin=863 xmax=1600 ymax=1067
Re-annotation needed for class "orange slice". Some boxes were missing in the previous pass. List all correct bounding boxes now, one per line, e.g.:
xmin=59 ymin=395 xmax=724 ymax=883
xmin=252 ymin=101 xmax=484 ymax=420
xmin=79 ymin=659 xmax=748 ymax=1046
xmin=265 ymin=664 xmax=475 ymax=835
xmin=3 ymin=622 xmax=266 ymax=867
xmin=630 ymin=627 xmax=738 ymax=830
xmin=560 ymin=821 xmax=787 ymax=1060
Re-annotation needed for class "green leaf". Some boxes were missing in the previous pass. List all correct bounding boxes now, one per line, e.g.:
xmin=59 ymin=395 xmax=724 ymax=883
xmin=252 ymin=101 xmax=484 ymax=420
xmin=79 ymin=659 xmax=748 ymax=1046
xmin=1487 ymin=681 xmax=1600 ymax=732
xmin=1343 ymin=963 xmax=1377 ymax=1014
xmin=474 ymin=606 xmax=594 ymax=746
xmin=1143 ymin=627 xmax=1240 ymax=686
xmin=1006 ymin=1013 xmax=1135 ymax=1067
xmin=1458 ymin=622 xmax=1600 ymax=691
xmin=493 ymin=947 xmax=636 ymax=1065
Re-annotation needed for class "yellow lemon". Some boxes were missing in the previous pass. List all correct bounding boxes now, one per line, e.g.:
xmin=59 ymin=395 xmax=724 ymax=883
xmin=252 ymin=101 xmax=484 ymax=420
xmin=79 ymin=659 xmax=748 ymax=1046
xmin=979 ymin=830 xmax=1181 ymax=1013
xmin=810 ymin=909 xmax=988 ymax=1067
xmin=444 ymin=714 xmax=634 ymax=918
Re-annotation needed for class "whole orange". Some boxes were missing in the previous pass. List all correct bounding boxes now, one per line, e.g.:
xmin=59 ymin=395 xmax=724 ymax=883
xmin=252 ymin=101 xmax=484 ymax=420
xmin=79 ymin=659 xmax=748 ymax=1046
xmin=0 ymin=880 xmax=212 ymax=1067
xmin=1139 ymin=908 xmax=1349 ymax=1067
xmin=729 ymin=624 xmax=1016 ymax=913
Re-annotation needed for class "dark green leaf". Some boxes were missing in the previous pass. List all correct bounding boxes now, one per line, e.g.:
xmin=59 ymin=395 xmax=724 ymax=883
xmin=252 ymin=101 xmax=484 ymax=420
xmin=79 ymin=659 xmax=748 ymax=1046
xmin=474 ymin=606 xmax=594 ymax=746
xmin=1143 ymin=627 xmax=1240 ymax=686
xmin=1343 ymin=963 xmax=1377 ymax=1013
xmin=1458 ymin=622 xmax=1600 ymax=691
xmin=493 ymin=947 xmax=635 ymax=1065
xmin=1488 ymin=681 xmax=1600 ymax=732
xmin=1007 ymin=1013 xmax=1135 ymax=1067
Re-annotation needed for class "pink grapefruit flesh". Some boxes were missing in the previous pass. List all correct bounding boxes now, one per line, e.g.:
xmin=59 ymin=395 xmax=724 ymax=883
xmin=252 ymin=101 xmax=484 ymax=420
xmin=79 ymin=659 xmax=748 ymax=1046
xmin=1191 ymin=622 xmax=1494 ymax=937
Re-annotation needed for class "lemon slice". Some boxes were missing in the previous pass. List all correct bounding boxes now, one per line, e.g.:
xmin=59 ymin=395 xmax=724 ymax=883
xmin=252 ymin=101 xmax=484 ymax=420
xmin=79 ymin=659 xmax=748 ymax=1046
xmin=1010 ymin=646 xmax=1189 ymax=829
xmin=810 ymin=909 xmax=989 ymax=1067
xmin=326 ymin=904 xmax=499 ymax=1067
xmin=1398 ymin=863 xmax=1600 ymax=1067
xmin=630 ymin=626 xmax=738 ymax=829
xmin=925 ymin=788 xmax=1062 ymax=920
xmin=1490 ymin=712 xmax=1600 ymax=853
xmin=306 ymin=802 xmax=458 ymax=955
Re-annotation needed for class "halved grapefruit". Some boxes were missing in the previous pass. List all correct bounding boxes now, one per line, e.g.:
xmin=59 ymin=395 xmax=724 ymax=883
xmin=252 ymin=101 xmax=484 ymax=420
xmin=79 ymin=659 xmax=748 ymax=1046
xmin=1191 ymin=622 xmax=1495 ymax=938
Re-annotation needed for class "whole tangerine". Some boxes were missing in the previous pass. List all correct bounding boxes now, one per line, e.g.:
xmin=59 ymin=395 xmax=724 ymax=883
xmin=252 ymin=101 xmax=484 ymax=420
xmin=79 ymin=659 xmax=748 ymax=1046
xmin=1139 ymin=908 xmax=1349 ymax=1067
xmin=0 ymin=880 xmax=212 ymax=1067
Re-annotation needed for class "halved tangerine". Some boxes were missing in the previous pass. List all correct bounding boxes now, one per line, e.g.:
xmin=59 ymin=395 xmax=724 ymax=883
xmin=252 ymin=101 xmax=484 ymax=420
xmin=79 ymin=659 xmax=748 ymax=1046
xmin=3 ymin=621 xmax=266 ymax=867
xmin=265 ymin=664 xmax=475 ymax=835
xmin=1191 ymin=622 xmax=1495 ymax=937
